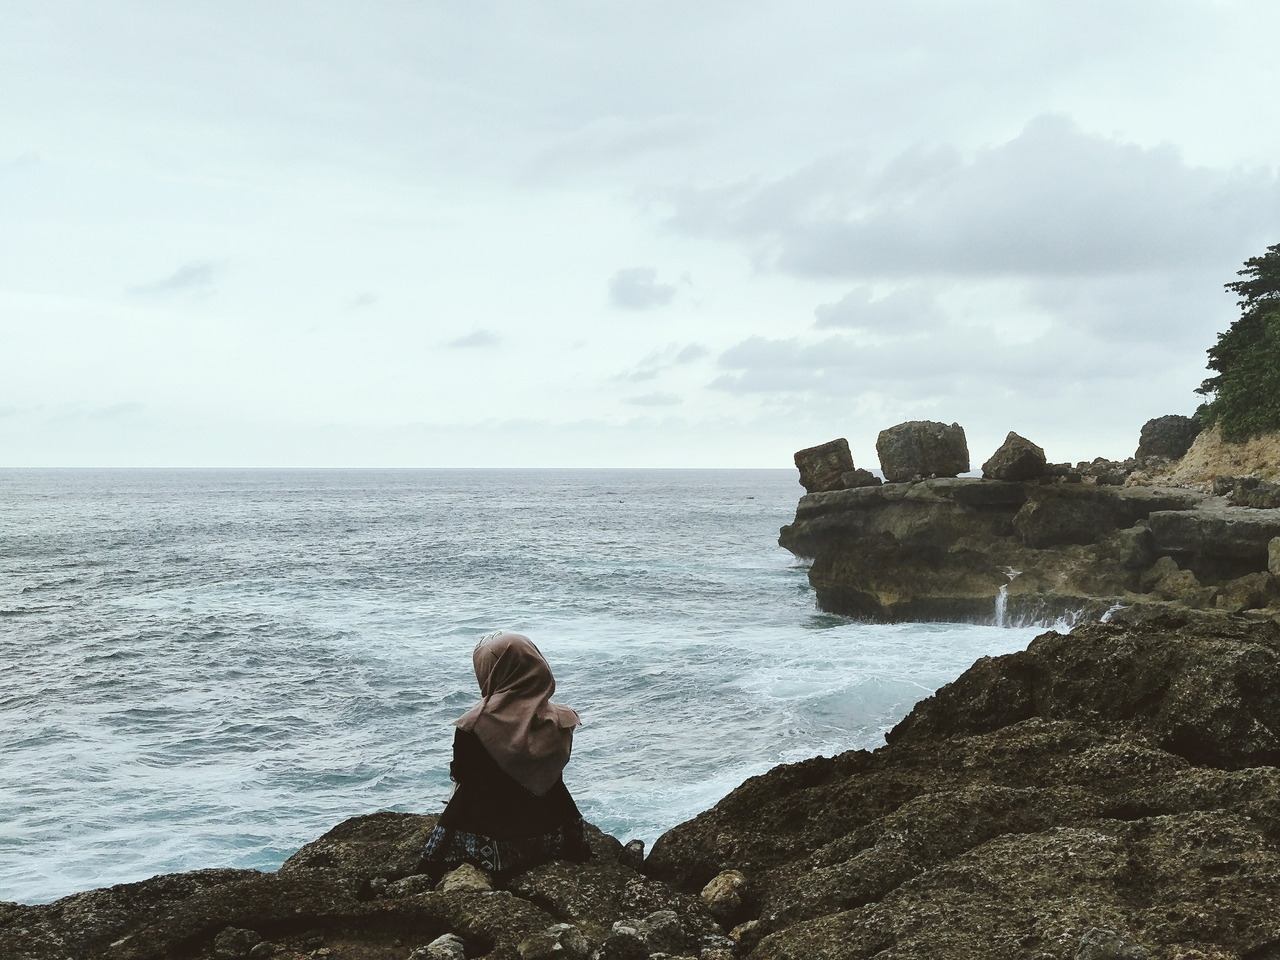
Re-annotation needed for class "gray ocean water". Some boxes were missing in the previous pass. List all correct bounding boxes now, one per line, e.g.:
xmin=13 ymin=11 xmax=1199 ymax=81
xmin=0 ymin=469 xmax=1049 ymax=905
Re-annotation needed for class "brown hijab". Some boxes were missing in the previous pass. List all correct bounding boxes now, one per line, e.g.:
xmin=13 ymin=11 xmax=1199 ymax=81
xmin=453 ymin=632 xmax=580 ymax=796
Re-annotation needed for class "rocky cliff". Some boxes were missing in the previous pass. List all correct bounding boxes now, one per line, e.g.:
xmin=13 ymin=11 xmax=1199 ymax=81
xmin=6 ymin=615 xmax=1280 ymax=959
xmin=781 ymin=423 xmax=1280 ymax=624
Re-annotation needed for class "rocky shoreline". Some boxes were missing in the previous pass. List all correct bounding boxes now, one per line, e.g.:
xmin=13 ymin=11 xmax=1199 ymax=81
xmin=780 ymin=421 xmax=1280 ymax=625
xmin=6 ymin=613 xmax=1280 ymax=959
xmin=8 ymin=423 xmax=1280 ymax=959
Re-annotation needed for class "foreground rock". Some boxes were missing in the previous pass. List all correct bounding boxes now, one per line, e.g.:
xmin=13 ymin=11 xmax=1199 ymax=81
xmin=647 ymin=614 xmax=1280 ymax=959
xmin=0 ymin=818 xmax=718 ymax=960
xmin=7 ymin=618 xmax=1280 ymax=958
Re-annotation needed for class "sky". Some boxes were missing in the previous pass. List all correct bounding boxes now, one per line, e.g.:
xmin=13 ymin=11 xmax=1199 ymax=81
xmin=4 ymin=1 xmax=1280 ymax=469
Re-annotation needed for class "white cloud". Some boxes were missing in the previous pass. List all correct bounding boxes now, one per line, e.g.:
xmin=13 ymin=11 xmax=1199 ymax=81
xmin=5 ymin=3 xmax=1280 ymax=466
xmin=624 ymin=392 xmax=682 ymax=407
xmin=814 ymin=285 xmax=948 ymax=334
xmin=608 ymin=267 xmax=679 ymax=310
xmin=129 ymin=261 xmax=225 ymax=298
xmin=615 ymin=342 xmax=710 ymax=382
xmin=445 ymin=330 xmax=501 ymax=349
xmin=667 ymin=115 xmax=1280 ymax=280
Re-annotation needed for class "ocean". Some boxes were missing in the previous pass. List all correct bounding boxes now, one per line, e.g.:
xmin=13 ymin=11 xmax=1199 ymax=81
xmin=0 ymin=468 xmax=1050 ymax=905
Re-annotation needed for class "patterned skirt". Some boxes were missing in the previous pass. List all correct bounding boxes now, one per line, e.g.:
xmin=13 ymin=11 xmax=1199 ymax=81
xmin=421 ymin=818 xmax=590 ymax=877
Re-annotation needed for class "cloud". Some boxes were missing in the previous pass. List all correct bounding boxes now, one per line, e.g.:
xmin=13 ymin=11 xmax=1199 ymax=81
xmin=445 ymin=329 xmax=501 ymax=349
xmin=623 ymin=392 xmax=682 ymax=407
xmin=711 ymin=318 xmax=1172 ymax=400
xmin=348 ymin=292 xmax=379 ymax=309
xmin=526 ymin=114 xmax=707 ymax=183
xmin=47 ymin=402 xmax=147 ymax=424
xmin=667 ymin=114 xmax=1280 ymax=280
xmin=130 ymin=260 xmax=226 ymax=297
xmin=814 ymin=284 xmax=948 ymax=334
xmin=615 ymin=342 xmax=709 ymax=382
xmin=609 ymin=267 xmax=679 ymax=310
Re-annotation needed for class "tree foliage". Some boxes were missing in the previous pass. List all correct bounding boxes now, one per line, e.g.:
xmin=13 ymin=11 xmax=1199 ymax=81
xmin=1196 ymin=242 xmax=1280 ymax=442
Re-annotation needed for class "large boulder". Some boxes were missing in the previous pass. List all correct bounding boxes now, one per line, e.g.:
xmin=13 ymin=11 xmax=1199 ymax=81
xmin=981 ymin=431 xmax=1046 ymax=481
xmin=793 ymin=438 xmax=855 ymax=493
xmin=875 ymin=421 xmax=969 ymax=482
xmin=1136 ymin=414 xmax=1201 ymax=460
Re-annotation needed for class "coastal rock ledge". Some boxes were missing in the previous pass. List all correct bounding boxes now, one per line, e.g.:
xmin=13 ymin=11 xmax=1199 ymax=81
xmin=6 ymin=616 xmax=1280 ymax=959
xmin=779 ymin=472 xmax=1280 ymax=625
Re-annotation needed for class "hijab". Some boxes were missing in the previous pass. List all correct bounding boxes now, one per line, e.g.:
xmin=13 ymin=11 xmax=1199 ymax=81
xmin=453 ymin=631 xmax=580 ymax=796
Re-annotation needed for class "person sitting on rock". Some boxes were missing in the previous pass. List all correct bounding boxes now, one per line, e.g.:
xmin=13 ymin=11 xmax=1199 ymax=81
xmin=421 ymin=631 xmax=591 ymax=880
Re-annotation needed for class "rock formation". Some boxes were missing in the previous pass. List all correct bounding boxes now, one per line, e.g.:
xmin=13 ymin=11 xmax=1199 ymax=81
xmin=10 ymin=419 xmax=1280 ymax=959
xmin=875 ymin=421 xmax=969 ymax=483
xmin=782 ymin=424 xmax=1280 ymax=624
xmin=0 ymin=816 xmax=723 ymax=960
xmin=1135 ymin=414 xmax=1201 ymax=460
xmin=11 ymin=617 xmax=1280 ymax=958
xmin=981 ymin=431 xmax=1046 ymax=482
xmin=648 ymin=614 xmax=1280 ymax=959
xmin=791 ymin=439 xmax=879 ymax=493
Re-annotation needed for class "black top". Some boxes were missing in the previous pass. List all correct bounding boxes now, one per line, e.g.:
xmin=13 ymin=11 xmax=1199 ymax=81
xmin=437 ymin=728 xmax=583 ymax=841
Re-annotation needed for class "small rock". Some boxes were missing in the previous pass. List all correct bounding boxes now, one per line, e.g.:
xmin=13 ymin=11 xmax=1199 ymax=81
xmin=699 ymin=869 xmax=749 ymax=926
xmin=619 ymin=839 xmax=645 ymax=870
xmin=698 ymin=934 xmax=737 ymax=960
xmin=1104 ymin=525 xmax=1155 ymax=569
xmin=982 ymin=431 xmax=1047 ymax=481
xmin=410 ymin=932 xmax=467 ymax=960
xmin=1213 ymin=475 xmax=1239 ymax=497
xmin=1074 ymin=926 xmax=1148 ymax=959
xmin=591 ymin=931 xmax=648 ymax=960
xmin=298 ymin=932 xmax=325 ymax=950
xmin=519 ymin=923 xmax=589 ymax=960
xmin=794 ymin=438 xmax=855 ymax=493
xmin=635 ymin=909 xmax=686 ymax=954
xmin=1139 ymin=556 xmax=1179 ymax=592
xmin=1214 ymin=571 xmax=1277 ymax=612
xmin=248 ymin=944 xmax=277 ymax=960
xmin=385 ymin=874 xmax=438 ymax=898
xmin=213 ymin=927 xmax=263 ymax=959
xmin=841 ymin=467 xmax=882 ymax=488
xmin=368 ymin=876 xmax=388 ymax=895
xmin=611 ymin=919 xmax=640 ymax=936
xmin=1228 ymin=476 xmax=1280 ymax=509
xmin=1154 ymin=568 xmax=1214 ymax=608
xmin=729 ymin=919 xmax=763 ymax=952
xmin=438 ymin=863 xmax=492 ymax=892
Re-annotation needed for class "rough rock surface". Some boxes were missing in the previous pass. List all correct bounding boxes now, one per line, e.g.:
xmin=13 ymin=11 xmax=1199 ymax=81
xmin=8 ymin=618 xmax=1280 ymax=959
xmin=982 ymin=431 xmax=1047 ymax=482
xmin=1135 ymin=415 xmax=1201 ymax=461
xmin=776 ymin=475 xmax=1252 ymax=623
xmin=780 ymin=425 xmax=1280 ymax=622
xmin=1148 ymin=424 xmax=1280 ymax=488
xmin=792 ymin=438 xmax=855 ymax=493
xmin=876 ymin=421 xmax=969 ymax=483
xmin=646 ymin=615 xmax=1280 ymax=960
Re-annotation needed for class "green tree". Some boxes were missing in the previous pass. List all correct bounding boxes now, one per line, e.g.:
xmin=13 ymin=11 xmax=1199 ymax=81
xmin=1196 ymin=242 xmax=1280 ymax=442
